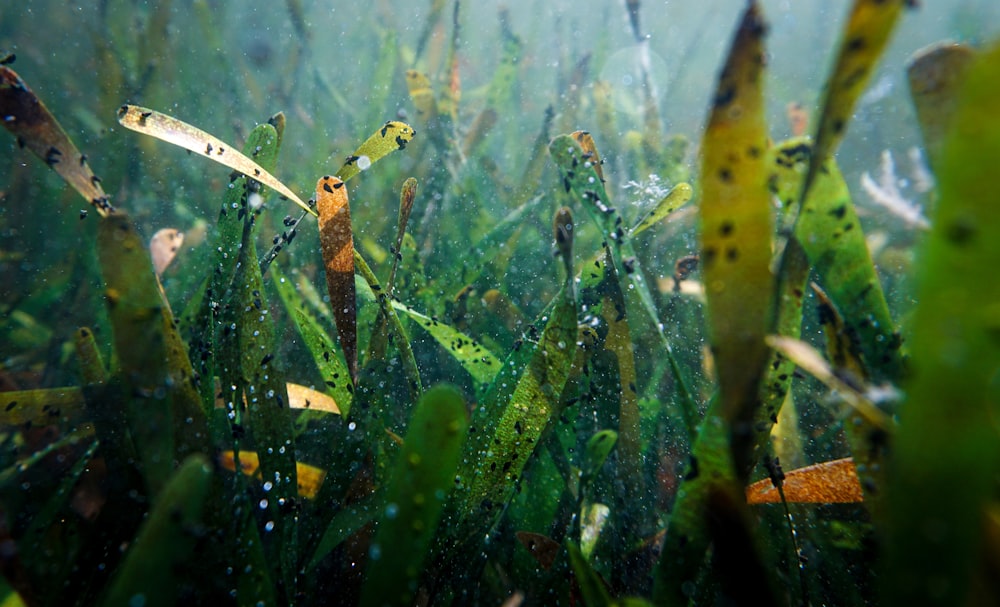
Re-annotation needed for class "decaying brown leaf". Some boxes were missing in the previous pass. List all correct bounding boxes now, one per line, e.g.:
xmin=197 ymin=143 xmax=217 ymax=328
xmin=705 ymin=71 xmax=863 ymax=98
xmin=316 ymin=175 xmax=358 ymax=384
xmin=746 ymin=457 xmax=863 ymax=504
xmin=0 ymin=65 xmax=113 ymax=215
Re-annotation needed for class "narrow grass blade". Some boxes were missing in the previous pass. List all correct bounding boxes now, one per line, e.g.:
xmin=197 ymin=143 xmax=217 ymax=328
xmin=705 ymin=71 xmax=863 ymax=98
xmin=97 ymin=213 xmax=174 ymax=494
xmin=307 ymin=489 xmax=383 ymax=572
xmin=388 ymin=177 xmax=418 ymax=295
xmin=102 ymin=455 xmax=212 ymax=607
xmin=354 ymin=250 xmax=423 ymax=400
xmin=630 ymin=182 xmax=694 ymax=236
xmin=697 ymin=1 xmax=773 ymax=449
xmin=766 ymin=336 xmax=892 ymax=431
xmin=548 ymin=133 xmax=699 ymax=440
xmin=0 ymin=66 xmax=113 ymax=215
xmin=390 ymin=299 xmax=501 ymax=388
xmin=230 ymin=221 xmax=299 ymax=598
xmin=359 ymin=385 xmax=468 ymax=607
xmin=654 ymin=5 xmax=774 ymax=601
xmin=459 ymin=283 xmax=576 ymax=524
xmin=566 ymin=542 xmax=613 ymax=606
xmin=578 ymin=249 xmax=645 ymax=546
xmin=803 ymin=0 xmax=909 ymax=200
xmin=116 ymin=104 xmax=314 ymax=215
xmin=270 ymin=263 xmax=354 ymax=416
xmin=770 ymin=138 xmax=903 ymax=381
xmin=335 ymin=120 xmax=416 ymax=182
xmin=883 ymin=41 xmax=1000 ymax=607
xmin=316 ymin=175 xmax=358 ymax=384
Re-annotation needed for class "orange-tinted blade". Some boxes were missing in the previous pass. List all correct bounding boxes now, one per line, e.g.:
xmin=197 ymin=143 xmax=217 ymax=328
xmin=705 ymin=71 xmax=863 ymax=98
xmin=746 ymin=457 xmax=863 ymax=504
xmin=316 ymin=175 xmax=357 ymax=384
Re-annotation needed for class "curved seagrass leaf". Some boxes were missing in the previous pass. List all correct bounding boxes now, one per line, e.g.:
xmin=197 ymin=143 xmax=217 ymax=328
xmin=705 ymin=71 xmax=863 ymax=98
xmin=197 ymin=121 xmax=284 ymax=417
xmin=360 ymin=385 xmax=468 ymax=607
xmin=102 ymin=455 xmax=211 ymax=607
xmin=0 ymin=424 xmax=95 ymax=487
xmin=116 ymin=104 xmax=315 ymax=215
xmin=548 ymin=134 xmax=618 ymax=239
xmin=98 ymin=214 xmax=174 ymax=494
xmin=549 ymin=133 xmax=699 ymax=439
xmin=458 ymin=282 xmax=577 ymax=525
xmin=630 ymin=182 xmax=694 ymax=236
xmin=307 ymin=489 xmax=384 ymax=572
xmin=224 ymin=204 xmax=299 ymax=599
xmin=884 ymin=41 xmax=1000 ymax=607
xmin=286 ymin=383 xmax=340 ymax=415
xmin=654 ymin=5 xmax=773 ymax=603
xmin=566 ymin=541 xmax=613 ymax=606
xmin=803 ymin=0 xmax=909 ymax=201
xmin=335 ymin=120 xmax=416 ymax=182
xmin=698 ymin=1 xmax=772 ymax=432
xmin=211 ymin=380 xmax=340 ymax=416
xmin=316 ymin=175 xmax=358 ymax=384
xmin=387 ymin=177 xmax=419 ymax=295
xmin=390 ymin=299 xmax=501 ymax=387
xmin=746 ymin=457 xmax=863 ymax=504
xmin=582 ymin=430 xmax=617 ymax=484
xmin=354 ymin=250 xmax=422 ymax=399
xmin=906 ymin=42 xmax=976 ymax=172
xmin=766 ymin=336 xmax=892 ymax=430
xmin=770 ymin=138 xmax=903 ymax=381
xmin=751 ymin=237 xmax=810 ymax=469
xmin=270 ymin=263 xmax=354 ymax=416
xmin=578 ymin=249 xmax=644 ymax=514
xmin=0 ymin=65 xmax=114 ymax=215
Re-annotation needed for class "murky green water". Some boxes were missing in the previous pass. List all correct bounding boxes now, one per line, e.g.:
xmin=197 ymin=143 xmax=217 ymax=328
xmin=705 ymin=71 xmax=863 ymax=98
xmin=1 ymin=2 xmax=999 ymax=605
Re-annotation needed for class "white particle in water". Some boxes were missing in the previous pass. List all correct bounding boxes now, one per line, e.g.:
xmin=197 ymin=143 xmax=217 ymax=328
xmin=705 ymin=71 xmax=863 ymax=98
xmin=264 ymin=521 xmax=275 ymax=532
xmin=248 ymin=192 xmax=263 ymax=210
xmin=259 ymin=498 xmax=268 ymax=509
xmin=357 ymin=155 xmax=372 ymax=170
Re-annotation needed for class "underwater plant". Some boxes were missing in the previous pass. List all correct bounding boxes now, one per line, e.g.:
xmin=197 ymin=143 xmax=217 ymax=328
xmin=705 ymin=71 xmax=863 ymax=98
xmin=0 ymin=1 xmax=999 ymax=606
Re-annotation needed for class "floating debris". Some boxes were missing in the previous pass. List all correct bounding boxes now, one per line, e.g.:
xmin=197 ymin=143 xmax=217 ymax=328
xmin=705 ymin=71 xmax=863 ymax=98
xmin=149 ymin=228 xmax=184 ymax=276
xmin=860 ymin=149 xmax=931 ymax=230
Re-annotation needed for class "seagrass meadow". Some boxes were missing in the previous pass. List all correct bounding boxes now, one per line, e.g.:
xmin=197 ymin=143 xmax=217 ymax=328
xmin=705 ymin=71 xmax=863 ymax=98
xmin=1 ymin=0 xmax=1000 ymax=605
